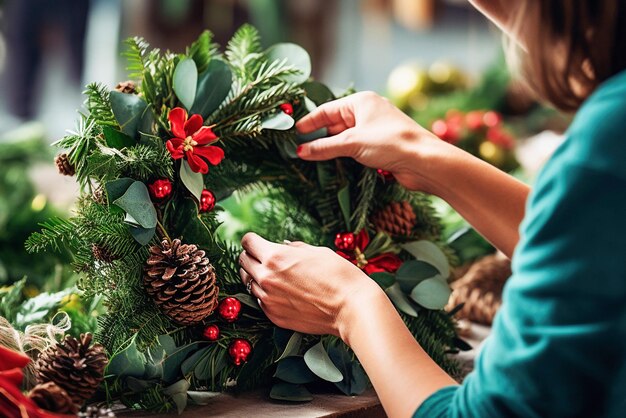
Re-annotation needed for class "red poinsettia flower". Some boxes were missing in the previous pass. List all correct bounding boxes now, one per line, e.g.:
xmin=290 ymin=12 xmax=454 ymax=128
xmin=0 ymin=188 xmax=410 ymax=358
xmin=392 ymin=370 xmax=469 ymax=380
xmin=165 ymin=107 xmax=225 ymax=174
xmin=0 ymin=346 xmax=72 ymax=418
xmin=336 ymin=230 xmax=403 ymax=275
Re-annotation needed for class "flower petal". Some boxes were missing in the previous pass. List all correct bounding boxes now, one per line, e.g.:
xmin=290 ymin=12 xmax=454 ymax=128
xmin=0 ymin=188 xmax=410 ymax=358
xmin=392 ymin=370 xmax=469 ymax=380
xmin=166 ymin=140 xmax=184 ymax=159
xmin=193 ymin=126 xmax=218 ymax=145
xmin=168 ymin=107 xmax=188 ymax=139
xmin=0 ymin=346 xmax=29 ymax=372
xmin=186 ymin=151 xmax=209 ymax=174
xmin=194 ymin=145 xmax=225 ymax=166
xmin=184 ymin=114 xmax=204 ymax=137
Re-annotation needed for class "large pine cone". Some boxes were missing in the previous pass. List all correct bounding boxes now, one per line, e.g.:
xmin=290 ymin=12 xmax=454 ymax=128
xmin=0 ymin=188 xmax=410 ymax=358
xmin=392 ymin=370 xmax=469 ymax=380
xmin=371 ymin=201 xmax=417 ymax=237
xmin=35 ymin=333 xmax=108 ymax=407
xmin=144 ymin=239 xmax=219 ymax=325
xmin=29 ymin=381 xmax=79 ymax=414
xmin=55 ymin=153 xmax=75 ymax=176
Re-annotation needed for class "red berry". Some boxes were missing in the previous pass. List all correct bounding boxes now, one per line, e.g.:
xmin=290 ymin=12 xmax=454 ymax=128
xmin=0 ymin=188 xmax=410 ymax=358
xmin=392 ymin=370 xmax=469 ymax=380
xmin=148 ymin=179 xmax=173 ymax=201
xmin=202 ymin=324 xmax=220 ymax=341
xmin=199 ymin=189 xmax=216 ymax=213
xmin=486 ymin=127 xmax=515 ymax=150
xmin=431 ymin=120 xmax=459 ymax=144
xmin=376 ymin=169 xmax=395 ymax=182
xmin=218 ymin=297 xmax=242 ymax=322
xmin=228 ymin=338 xmax=252 ymax=366
xmin=483 ymin=111 xmax=502 ymax=128
xmin=279 ymin=103 xmax=294 ymax=115
xmin=334 ymin=232 xmax=356 ymax=252
xmin=465 ymin=111 xmax=485 ymax=131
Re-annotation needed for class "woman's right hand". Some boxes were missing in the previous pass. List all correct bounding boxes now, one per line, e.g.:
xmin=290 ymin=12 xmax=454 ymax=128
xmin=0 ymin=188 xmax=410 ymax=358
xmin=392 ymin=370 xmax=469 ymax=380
xmin=296 ymin=91 xmax=451 ymax=193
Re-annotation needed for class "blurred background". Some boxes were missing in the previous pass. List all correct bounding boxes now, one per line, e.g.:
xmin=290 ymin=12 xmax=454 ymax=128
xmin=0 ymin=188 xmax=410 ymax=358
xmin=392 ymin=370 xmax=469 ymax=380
xmin=0 ymin=0 xmax=569 ymax=337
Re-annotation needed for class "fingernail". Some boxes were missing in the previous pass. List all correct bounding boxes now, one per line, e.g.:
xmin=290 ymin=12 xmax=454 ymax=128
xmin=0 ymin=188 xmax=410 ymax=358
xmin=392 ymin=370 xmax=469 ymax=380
xmin=296 ymin=145 xmax=304 ymax=156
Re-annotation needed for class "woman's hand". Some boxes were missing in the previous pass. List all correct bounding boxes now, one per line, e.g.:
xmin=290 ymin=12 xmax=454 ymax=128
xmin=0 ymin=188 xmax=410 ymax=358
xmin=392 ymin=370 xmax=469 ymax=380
xmin=238 ymin=232 xmax=383 ymax=339
xmin=296 ymin=91 xmax=450 ymax=193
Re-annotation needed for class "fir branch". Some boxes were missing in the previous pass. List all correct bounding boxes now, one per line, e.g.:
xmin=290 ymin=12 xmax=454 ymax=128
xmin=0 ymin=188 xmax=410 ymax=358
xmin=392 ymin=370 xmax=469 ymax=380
xmin=225 ymin=24 xmax=263 ymax=81
xmin=351 ymin=168 xmax=378 ymax=232
xmin=187 ymin=30 xmax=220 ymax=73
xmin=53 ymin=115 xmax=103 ymax=187
xmin=84 ymin=83 xmax=117 ymax=127
xmin=123 ymin=37 xmax=151 ymax=81
xmin=25 ymin=218 xmax=80 ymax=254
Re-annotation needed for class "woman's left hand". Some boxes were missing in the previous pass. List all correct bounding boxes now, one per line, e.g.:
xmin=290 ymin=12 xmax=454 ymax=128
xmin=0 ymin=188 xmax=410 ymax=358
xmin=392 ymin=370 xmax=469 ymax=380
xmin=238 ymin=232 xmax=382 ymax=338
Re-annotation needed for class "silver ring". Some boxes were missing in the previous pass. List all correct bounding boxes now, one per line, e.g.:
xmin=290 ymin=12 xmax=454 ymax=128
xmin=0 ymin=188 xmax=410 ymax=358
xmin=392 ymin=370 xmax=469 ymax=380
xmin=283 ymin=239 xmax=292 ymax=245
xmin=246 ymin=279 xmax=253 ymax=294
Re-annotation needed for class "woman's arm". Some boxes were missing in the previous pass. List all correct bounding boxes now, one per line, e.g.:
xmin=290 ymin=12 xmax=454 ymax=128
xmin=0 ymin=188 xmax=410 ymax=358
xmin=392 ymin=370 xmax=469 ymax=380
xmin=238 ymin=235 xmax=457 ymax=418
xmin=296 ymin=92 xmax=529 ymax=257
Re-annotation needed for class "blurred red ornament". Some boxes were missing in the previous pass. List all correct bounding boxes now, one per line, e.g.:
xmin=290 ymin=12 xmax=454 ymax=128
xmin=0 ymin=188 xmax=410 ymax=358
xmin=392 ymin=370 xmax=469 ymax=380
xmin=431 ymin=119 xmax=459 ymax=144
xmin=334 ymin=232 xmax=356 ymax=252
xmin=218 ymin=297 xmax=242 ymax=322
xmin=148 ymin=179 xmax=173 ymax=201
xmin=279 ymin=103 xmax=294 ymax=115
xmin=376 ymin=169 xmax=395 ymax=182
xmin=487 ymin=127 xmax=515 ymax=150
xmin=199 ymin=189 xmax=216 ymax=213
xmin=483 ymin=111 xmax=502 ymax=128
xmin=465 ymin=110 xmax=485 ymax=131
xmin=228 ymin=339 xmax=252 ymax=366
xmin=202 ymin=324 xmax=220 ymax=341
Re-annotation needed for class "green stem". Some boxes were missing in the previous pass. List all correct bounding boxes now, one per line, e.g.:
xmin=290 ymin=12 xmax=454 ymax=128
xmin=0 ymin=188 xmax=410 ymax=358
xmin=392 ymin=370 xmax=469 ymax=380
xmin=157 ymin=220 xmax=171 ymax=242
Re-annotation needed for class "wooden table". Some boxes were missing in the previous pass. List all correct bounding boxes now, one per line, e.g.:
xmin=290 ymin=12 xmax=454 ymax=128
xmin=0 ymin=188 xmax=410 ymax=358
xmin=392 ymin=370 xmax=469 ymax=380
xmin=120 ymin=389 xmax=384 ymax=418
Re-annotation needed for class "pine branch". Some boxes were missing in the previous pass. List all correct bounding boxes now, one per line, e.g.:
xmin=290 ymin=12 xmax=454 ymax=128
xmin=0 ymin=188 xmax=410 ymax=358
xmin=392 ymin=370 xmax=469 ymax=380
xmin=225 ymin=24 xmax=263 ymax=81
xmin=187 ymin=30 xmax=220 ymax=73
xmin=351 ymin=168 xmax=378 ymax=232
xmin=84 ymin=83 xmax=117 ymax=127
xmin=123 ymin=37 xmax=151 ymax=81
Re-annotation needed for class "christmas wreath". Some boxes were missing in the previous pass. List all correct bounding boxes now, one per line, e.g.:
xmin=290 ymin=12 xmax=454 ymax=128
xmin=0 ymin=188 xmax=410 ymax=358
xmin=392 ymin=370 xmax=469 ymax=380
xmin=26 ymin=25 xmax=464 ymax=413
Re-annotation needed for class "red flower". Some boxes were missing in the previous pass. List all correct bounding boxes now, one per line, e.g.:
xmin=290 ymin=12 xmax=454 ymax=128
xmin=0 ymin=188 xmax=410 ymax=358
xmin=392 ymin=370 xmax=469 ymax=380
xmin=165 ymin=107 xmax=225 ymax=174
xmin=336 ymin=230 xmax=403 ymax=275
xmin=0 ymin=346 xmax=72 ymax=418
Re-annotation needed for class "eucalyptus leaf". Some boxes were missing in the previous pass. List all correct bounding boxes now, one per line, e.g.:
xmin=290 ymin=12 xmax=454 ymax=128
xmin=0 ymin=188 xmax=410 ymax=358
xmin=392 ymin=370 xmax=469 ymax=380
xmin=191 ymin=59 xmax=232 ymax=118
xmin=102 ymin=126 xmax=135 ymax=149
xmin=129 ymin=225 xmax=156 ymax=246
xmin=180 ymin=160 xmax=204 ymax=202
xmin=126 ymin=377 xmax=152 ymax=393
xmin=173 ymin=58 xmax=198 ymax=109
xmin=188 ymin=390 xmax=221 ymax=405
xmin=303 ymin=342 xmax=343 ymax=383
xmin=266 ymin=43 xmax=311 ymax=84
xmin=261 ymin=112 xmax=294 ymax=130
xmin=337 ymin=184 xmax=351 ymax=230
xmin=327 ymin=344 xmax=368 ymax=396
xmin=181 ymin=346 xmax=211 ymax=376
xmin=113 ymin=181 xmax=157 ymax=229
xmin=385 ymin=283 xmax=419 ymax=317
xmin=107 ymin=338 xmax=146 ymax=379
xmin=275 ymin=332 xmax=303 ymax=363
xmin=269 ymin=382 xmax=313 ymax=402
xmin=162 ymin=342 xmax=202 ymax=383
xmin=297 ymin=126 xmax=327 ymax=143
xmin=303 ymin=81 xmax=335 ymax=105
xmin=409 ymin=276 xmax=452 ymax=310
xmin=233 ymin=293 xmax=261 ymax=310
xmin=395 ymin=260 xmax=440 ymax=293
xmin=105 ymin=178 xmax=134 ymax=203
xmin=158 ymin=335 xmax=178 ymax=355
xmin=274 ymin=356 xmax=317 ymax=384
xmin=163 ymin=379 xmax=190 ymax=414
xmin=402 ymin=240 xmax=450 ymax=278
xmin=275 ymin=138 xmax=298 ymax=160
xmin=369 ymin=272 xmax=395 ymax=290
xmin=110 ymin=91 xmax=148 ymax=138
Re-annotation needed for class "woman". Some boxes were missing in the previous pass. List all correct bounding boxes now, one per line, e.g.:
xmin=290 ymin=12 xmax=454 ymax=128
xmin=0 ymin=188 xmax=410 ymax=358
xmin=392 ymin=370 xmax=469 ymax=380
xmin=238 ymin=2 xmax=626 ymax=417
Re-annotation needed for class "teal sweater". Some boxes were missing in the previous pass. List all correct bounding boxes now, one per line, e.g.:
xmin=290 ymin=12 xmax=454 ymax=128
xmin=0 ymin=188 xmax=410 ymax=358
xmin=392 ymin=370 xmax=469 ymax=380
xmin=415 ymin=70 xmax=626 ymax=418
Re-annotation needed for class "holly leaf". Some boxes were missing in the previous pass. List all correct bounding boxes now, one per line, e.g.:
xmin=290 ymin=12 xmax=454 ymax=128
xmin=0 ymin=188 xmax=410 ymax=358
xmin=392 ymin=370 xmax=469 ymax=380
xmin=409 ymin=276 xmax=451 ymax=310
xmin=173 ymin=58 xmax=198 ymax=110
xmin=113 ymin=181 xmax=157 ymax=229
xmin=191 ymin=59 xmax=232 ymax=119
xmin=261 ymin=112 xmax=294 ymax=130
xmin=102 ymin=126 xmax=135 ymax=149
xmin=303 ymin=341 xmax=343 ymax=383
xmin=385 ymin=282 xmax=419 ymax=317
xmin=401 ymin=240 xmax=450 ymax=278
xmin=269 ymin=382 xmax=313 ymax=402
xmin=266 ymin=43 xmax=311 ymax=84
xmin=110 ymin=91 xmax=148 ymax=138
xmin=395 ymin=260 xmax=440 ymax=293
xmin=180 ymin=160 xmax=204 ymax=202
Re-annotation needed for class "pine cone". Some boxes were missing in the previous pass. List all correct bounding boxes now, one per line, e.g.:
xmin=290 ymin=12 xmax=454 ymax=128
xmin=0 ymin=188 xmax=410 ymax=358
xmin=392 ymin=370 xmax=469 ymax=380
xmin=144 ymin=239 xmax=219 ymax=325
xmin=114 ymin=80 xmax=136 ymax=94
xmin=55 ymin=153 xmax=75 ymax=176
xmin=35 ymin=333 xmax=108 ymax=407
xmin=79 ymin=405 xmax=116 ymax=418
xmin=371 ymin=201 xmax=417 ymax=237
xmin=29 ymin=381 xmax=79 ymax=414
xmin=92 ymin=244 xmax=116 ymax=263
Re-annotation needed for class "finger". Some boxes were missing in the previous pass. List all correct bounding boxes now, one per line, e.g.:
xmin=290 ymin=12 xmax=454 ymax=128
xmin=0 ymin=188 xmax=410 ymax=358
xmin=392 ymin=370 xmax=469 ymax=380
xmin=296 ymin=97 xmax=355 ymax=134
xmin=285 ymin=241 xmax=308 ymax=248
xmin=238 ymin=250 xmax=265 ymax=282
xmin=249 ymin=279 xmax=268 ymax=301
xmin=241 ymin=232 xmax=279 ymax=263
xmin=296 ymin=129 xmax=356 ymax=161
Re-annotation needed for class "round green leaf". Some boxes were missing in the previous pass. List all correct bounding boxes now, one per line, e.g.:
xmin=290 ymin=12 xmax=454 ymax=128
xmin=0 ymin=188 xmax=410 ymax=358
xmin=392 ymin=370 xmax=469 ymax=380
xmin=266 ymin=43 xmax=311 ymax=84
xmin=369 ymin=272 xmax=395 ymax=289
xmin=396 ymin=260 xmax=440 ymax=293
xmin=274 ymin=356 xmax=317 ymax=384
xmin=409 ymin=277 xmax=452 ymax=310
xmin=401 ymin=240 xmax=451 ymax=278
xmin=261 ymin=112 xmax=294 ymax=130
xmin=112 ymin=181 xmax=157 ymax=229
xmin=173 ymin=58 xmax=198 ymax=110
xmin=303 ymin=341 xmax=343 ymax=383
xmin=385 ymin=282 xmax=419 ymax=317
xmin=110 ymin=91 xmax=148 ymax=138
xmin=191 ymin=59 xmax=233 ymax=118
xmin=180 ymin=160 xmax=204 ymax=202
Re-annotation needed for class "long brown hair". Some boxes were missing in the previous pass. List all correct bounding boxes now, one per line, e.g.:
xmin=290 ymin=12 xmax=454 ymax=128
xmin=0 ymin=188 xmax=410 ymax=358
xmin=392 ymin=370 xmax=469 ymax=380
xmin=511 ymin=1 xmax=626 ymax=112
